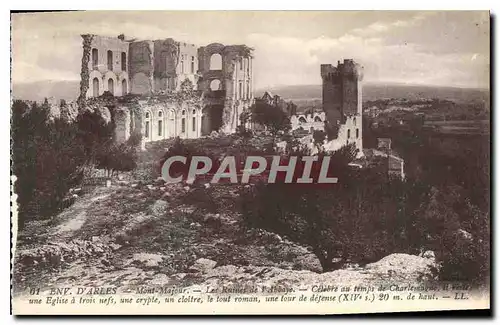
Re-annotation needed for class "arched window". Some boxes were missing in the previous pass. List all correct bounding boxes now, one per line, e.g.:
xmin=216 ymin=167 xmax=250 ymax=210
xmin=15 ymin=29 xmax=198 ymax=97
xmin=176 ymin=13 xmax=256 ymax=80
xmin=121 ymin=79 xmax=127 ymax=96
xmin=353 ymin=117 xmax=357 ymax=126
xmin=314 ymin=116 xmax=322 ymax=122
xmin=167 ymin=110 xmax=175 ymax=137
xmin=210 ymin=79 xmax=221 ymax=91
xmin=181 ymin=110 xmax=186 ymax=133
xmin=192 ymin=109 xmax=197 ymax=132
xmin=108 ymin=78 xmax=114 ymax=95
xmin=145 ymin=112 xmax=151 ymax=138
xmin=92 ymin=49 xmax=98 ymax=69
xmin=191 ymin=56 xmax=195 ymax=73
xmin=209 ymin=53 xmax=222 ymax=70
xmin=158 ymin=111 xmax=163 ymax=136
xmin=298 ymin=116 xmax=307 ymax=124
xmin=121 ymin=52 xmax=127 ymax=71
xmin=356 ymin=128 xmax=359 ymax=138
xmin=92 ymin=77 xmax=99 ymax=97
xmin=107 ymin=50 xmax=113 ymax=70
xmin=347 ymin=129 xmax=351 ymax=139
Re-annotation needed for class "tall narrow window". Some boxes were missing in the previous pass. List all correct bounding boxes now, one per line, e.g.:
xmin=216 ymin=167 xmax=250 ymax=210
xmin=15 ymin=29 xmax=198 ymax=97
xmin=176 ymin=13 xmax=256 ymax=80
xmin=107 ymin=50 xmax=113 ymax=70
xmin=108 ymin=78 xmax=114 ymax=95
xmin=192 ymin=110 xmax=196 ymax=132
xmin=92 ymin=77 xmax=99 ymax=97
xmin=191 ymin=56 xmax=195 ymax=73
xmin=246 ymin=81 xmax=250 ymax=100
xmin=121 ymin=79 xmax=127 ymax=96
xmin=145 ymin=112 xmax=150 ymax=138
xmin=238 ymin=82 xmax=243 ymax=99
xmin=158 ymin=111 xmax=163 ymax=136
xmin=181 ymin=110 xmax=186 ymax=133
xmin=92 ymin=49 xmax=98 ymax=69
xmin=356 ymin=128 xmax=359 ymax=138
xmin=121 ymin=52 xmax=126 ymax=71
xmin=347 ymin=129 xmax=351 ymax=139
xmin=239 ymin=58 xmax=243 ymax=70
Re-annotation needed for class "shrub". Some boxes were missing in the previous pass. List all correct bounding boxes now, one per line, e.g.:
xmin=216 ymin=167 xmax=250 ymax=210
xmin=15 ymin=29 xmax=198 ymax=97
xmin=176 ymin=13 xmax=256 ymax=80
xmin=11 ymin=100 xmax=87 ymax=228
xmin=95 ymin=141 xmax=138 ymax=177
xmin=239 ymin=144 xmax=408 ymax=272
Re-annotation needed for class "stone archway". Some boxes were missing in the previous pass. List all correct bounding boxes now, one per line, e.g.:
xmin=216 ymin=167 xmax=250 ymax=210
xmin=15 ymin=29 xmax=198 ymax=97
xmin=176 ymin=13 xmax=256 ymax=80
xmin=209 ymin=53 xmax=222 ymax=70
xmin=210 ymin=79 xmax=222 ymax=91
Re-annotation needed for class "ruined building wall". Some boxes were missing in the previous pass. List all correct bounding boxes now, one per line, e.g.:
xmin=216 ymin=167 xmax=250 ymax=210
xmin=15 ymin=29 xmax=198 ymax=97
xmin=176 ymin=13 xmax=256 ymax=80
xmin=83 ymin=34 xmax=129 ymax=98
xmin=198 ymin=43 xmax=254 ymax=134
xmin=153 ymin=39 xmax=180 ymax=92
xmin=153 ymin=39 xmax=199 ymax=92
xmin=129 ymin=41 xmax=154 ymax=95
xmin=133 ymin=101 xmax=203 ymax=143
xmin=79 ymin=33 xmax=254 ymax=145
xmin=175 ymin=42 xmax=199 ymax=91
xmin=114 ymin=108 xmax=131 ymax=143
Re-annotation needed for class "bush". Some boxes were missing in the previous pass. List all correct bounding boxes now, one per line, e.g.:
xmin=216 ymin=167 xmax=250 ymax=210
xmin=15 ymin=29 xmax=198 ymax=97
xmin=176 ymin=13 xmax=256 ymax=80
xmin=239 ymin=144 xmax=408 ymax=271
xmin=95 ymin=141 xmax=138 ymax=177
xmin=11 ymin=99 xmax=136 ymax=229
xmin=11 ymin=100 xmax=87 ymax=228
xmin=250 ymin=102 xmax=291 ymax=136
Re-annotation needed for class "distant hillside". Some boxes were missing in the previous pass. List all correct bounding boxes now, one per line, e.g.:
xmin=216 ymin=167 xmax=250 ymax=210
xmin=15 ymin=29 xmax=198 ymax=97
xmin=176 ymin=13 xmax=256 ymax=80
xmin=12 ymin=80 xmax=490 ymax=107
xmin=12 ymin=80 xmax=80 ymax=103
xmin=256 ymin=83 xmax=490 ymax=105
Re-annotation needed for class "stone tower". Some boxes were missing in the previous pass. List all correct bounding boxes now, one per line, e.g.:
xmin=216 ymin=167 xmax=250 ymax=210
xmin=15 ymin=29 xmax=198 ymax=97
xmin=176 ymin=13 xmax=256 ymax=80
xmin=320 ymin=59 xmax=363 ymax=155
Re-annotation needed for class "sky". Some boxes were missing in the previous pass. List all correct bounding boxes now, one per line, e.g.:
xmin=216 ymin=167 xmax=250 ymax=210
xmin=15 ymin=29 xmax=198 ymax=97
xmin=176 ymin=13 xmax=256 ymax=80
xmin=11 ymin=11 xmax=490 ymax=89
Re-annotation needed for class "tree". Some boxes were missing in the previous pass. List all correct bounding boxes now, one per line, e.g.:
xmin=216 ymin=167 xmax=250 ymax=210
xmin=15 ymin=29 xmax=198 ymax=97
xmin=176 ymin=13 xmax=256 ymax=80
xmin=312 ymin=130 xmax=327 ymax=151
xmin=76 ymin=110 xmax=114 ymax=164
xmin=96 ymin=141 xmax=138 ymax=177
xmin=239 ymin=143 xmax=407 ymax=272
xmin=250 ymin=101 xmax=291 ymax=136
xmin=11 ymin=100 xmax=86 ymax=228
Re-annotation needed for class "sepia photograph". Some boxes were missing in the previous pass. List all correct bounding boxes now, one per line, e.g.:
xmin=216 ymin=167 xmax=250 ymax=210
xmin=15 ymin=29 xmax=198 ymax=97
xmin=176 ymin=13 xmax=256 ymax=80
xmin=10 ymin=10 xmax=490 ymax=315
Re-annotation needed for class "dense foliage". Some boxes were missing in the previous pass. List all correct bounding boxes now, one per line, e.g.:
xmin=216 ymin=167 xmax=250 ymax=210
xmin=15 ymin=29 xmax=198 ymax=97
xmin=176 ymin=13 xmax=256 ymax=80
xmin=11 ymin=99 xmax=139 ymax=229
xmin=250 ymin=101 xmax=291 ymax=136
xmin=241 ymin=119 xmax=490 ymax=284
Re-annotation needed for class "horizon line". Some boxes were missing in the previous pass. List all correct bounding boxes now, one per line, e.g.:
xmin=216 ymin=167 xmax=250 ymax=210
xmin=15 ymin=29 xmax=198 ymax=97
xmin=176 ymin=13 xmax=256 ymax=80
xmin=12 ymin=79 xmax=490 ymax=92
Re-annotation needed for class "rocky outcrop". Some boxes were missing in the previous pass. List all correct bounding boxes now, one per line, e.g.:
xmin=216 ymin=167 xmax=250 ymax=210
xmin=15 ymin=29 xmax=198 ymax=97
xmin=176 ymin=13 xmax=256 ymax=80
xmin=15 ymin=239 xmax=113 ymax=271
xmin=183 ymin=253 xmax=439 ymax=291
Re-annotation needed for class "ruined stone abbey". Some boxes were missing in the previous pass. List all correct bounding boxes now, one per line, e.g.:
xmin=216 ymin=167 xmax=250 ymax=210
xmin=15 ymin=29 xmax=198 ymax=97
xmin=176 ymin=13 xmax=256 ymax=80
xmin=77 ymin=34 xmax=364 ymax=156
xmin=78 ymin=34 xmax=254 ymax=143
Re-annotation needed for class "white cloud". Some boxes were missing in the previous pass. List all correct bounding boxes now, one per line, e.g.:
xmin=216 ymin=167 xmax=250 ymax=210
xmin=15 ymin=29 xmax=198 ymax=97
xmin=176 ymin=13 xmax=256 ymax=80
xmin=247 ymin=31 xmax=489 ymax=89
xmin=12 ymin=62 xmax=80 ymax=83
xmin=351 ymin=12 xmax=434 ymax=37
xmin=11 ymin=11 xmax=488 ymax=89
